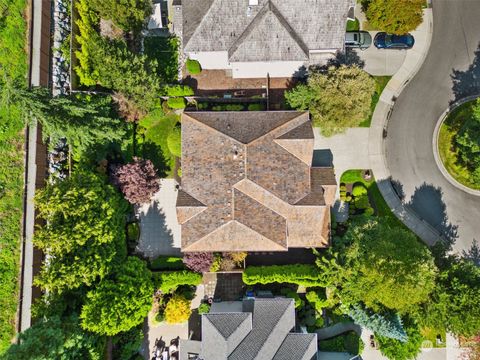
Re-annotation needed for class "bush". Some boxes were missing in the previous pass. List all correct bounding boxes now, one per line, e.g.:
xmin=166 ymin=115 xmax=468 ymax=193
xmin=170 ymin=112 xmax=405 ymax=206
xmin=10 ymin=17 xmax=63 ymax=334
xmin=164 ymin=294 xmax=192 ymax=324
xmin=126 ymin=222 xmax=140 ymax=242
xmin=243 ymin=264 xmax=327 ymax=287
xmin=167 ymin=97 xmax=186 ymax=109
xmin=365 ymin=0 xmax=424 ymax=35
xmin=183 ymin=252 xmax=214 ymax=273
xmin=186 ymin=59 xmax=202 ymax=74
xmin=364 ymin=207 xmax=375 ymax=216
xmin=340 ymin=185 xmax=347 ymax=191
xmin=354 ymin=195 xmax=370 ymax=210
xmin=219 ymin=258 xmax=236 ymax=271
xmin=377 ymin=322 xmax=423 ymax=360
xmin=149 ymin=256 xmax=185 ymax=271
xmin=280 ymin=289 xmax=304 ymax=309
xmin=152 ymin=271 xmax=202 ymax=293
xmin=198 ymin=303 xmax=211 ymax=315
xmin=210 ymin=255 xmax=222 ymax=272
xmin=223 ymin=252 xmax=247 ymax=267
xmin=165 ymin=85 xmax=194 ymax=97
xmin=352 ymin=184 xmax=367 ymax=197
xmin=110 ymin=157 xmax=160 ymax=205
xmin=248 ymin=103 xmax=264 ymax=111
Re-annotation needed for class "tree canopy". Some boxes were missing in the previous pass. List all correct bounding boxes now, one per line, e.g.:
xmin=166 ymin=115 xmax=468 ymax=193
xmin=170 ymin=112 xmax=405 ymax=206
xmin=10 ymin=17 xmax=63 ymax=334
xmin=1 ymin=314 xmax=103 ymax=360
xmin=80 ymin=257 xmax=153 ymax=336
xmin=364 ymin=0 xmax=424 ymax=35
xmin=317 ymin=218 xmax=437 ymax=313
xmin=34 ymin=171 xmax=128 ymax=293
xmin=455 ymin=99 xmax=480 ymax=182
xmin=420 ymin=257 xmax=480 ymax=337
xmin=285 ymin=65 xmax=376 ymax=136
xmin=376 ymin=320 xmax=423 ymax=360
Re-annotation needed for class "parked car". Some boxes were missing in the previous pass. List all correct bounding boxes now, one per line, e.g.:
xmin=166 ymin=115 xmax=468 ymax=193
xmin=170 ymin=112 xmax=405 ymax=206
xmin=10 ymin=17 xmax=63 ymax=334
xmin=374 ymin=32 xmax=415 ymax=49
xmin=345 ymin=31 xmax=372 ymax=50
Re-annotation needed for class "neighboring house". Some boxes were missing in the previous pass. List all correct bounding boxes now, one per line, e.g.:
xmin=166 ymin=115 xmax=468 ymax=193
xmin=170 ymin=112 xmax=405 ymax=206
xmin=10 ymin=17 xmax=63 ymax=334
xmin=179 ymin=298 xmax=318 ymax=360
xmin=176 ymin=111 xmax=336 ymax=252
xmin=171 ymin=0 xmax=355 ymax=78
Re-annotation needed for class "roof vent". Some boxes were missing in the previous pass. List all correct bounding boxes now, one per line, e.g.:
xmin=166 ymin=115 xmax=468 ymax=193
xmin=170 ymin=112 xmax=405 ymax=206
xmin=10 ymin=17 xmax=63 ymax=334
xmin=249 ymin=0 xmax=258 ymax=5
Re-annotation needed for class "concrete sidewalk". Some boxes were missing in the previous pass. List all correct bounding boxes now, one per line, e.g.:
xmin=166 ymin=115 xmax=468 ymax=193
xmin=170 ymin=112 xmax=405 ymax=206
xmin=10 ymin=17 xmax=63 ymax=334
xmin=367 ymin=9 xmax=442 ymax=246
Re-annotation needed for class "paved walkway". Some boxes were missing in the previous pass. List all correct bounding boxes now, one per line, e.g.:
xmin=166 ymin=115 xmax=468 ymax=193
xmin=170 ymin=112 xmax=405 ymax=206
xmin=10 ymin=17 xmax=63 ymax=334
xmin=136 ymin=179 xmax=181 ymax=259
xmin=315 ymin=322 xmax=361 ymax=340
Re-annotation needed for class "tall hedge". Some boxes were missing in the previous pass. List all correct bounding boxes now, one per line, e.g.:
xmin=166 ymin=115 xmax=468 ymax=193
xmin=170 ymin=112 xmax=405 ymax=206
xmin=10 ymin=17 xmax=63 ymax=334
xmin=152 ymin=271 xmax=202 ymax=293
xmin=242 ymin=264 xmax=327 ymax=287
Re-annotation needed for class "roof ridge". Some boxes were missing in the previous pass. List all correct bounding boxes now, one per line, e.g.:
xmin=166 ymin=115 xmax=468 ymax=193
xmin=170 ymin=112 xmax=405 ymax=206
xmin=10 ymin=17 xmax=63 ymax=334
xmin=183 ymin=0 xmax=216 ymax=50
xmin=183 ymin=112 xmax=246 ymax=145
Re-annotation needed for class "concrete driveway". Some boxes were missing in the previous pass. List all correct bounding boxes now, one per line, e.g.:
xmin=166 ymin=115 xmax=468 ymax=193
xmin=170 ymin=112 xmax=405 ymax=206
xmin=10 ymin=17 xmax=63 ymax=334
xmin=135 ymin=179 xmax=182 ymax=259
xmin=353 ymin=32 xmax=407 ymax=76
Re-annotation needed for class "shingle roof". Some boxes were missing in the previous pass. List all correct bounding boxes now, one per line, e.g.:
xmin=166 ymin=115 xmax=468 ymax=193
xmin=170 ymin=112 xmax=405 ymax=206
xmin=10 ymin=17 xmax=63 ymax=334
xmin=179 ymin=111 xmax=336 ymax=252
xmin=178 ymin=0 xmax=354 ymax=62
xmin=196 ymin=299 xmax=318 ymax=360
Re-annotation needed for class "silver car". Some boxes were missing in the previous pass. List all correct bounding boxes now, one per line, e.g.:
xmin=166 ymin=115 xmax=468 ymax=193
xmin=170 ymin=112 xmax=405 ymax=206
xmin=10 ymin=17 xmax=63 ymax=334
xmin=345 ymin=31 xmax=372 ymax=50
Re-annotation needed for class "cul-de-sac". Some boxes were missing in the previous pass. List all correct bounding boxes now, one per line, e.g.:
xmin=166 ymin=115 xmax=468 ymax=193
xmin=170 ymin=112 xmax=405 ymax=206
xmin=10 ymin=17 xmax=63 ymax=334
xmin=0 ymin=0 xmax=479 ymax=359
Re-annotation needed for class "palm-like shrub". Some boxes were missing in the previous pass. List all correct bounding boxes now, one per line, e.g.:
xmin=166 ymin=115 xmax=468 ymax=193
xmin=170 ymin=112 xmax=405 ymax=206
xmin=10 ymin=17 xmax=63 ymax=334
xmin=110 ymin=157 xmax=160 ymax=205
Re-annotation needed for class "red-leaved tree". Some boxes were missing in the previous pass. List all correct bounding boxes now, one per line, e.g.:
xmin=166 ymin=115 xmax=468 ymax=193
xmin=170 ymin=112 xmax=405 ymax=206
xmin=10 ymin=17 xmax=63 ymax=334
xmin=110 ymin=157 xmax=160 ymax=205
xmin=183 ymin=252 xmax=214 ymax=273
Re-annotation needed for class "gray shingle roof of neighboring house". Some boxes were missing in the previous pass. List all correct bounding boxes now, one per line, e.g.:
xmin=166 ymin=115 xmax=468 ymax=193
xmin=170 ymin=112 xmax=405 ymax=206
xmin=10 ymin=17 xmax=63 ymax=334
xmin=196 ymin=298 xmax=317 ymax=360
xmin=175 ymin=0 xmax=354 ymax=62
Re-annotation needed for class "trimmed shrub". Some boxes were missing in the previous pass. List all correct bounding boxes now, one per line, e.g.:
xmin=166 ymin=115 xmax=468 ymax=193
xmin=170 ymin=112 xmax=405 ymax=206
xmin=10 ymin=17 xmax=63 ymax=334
xmin=149 ymin=256 xmax=185 ymax=271
xmin=152 ymin=271 xmax=202 ymax=293
xmin=248 ymin=103 xmax=264 ymax=111
xmin=346 ymin=195 xmax=352 ymax=202
xmin=165 ymin=85 xmax=194 ymax=97
xmin=186 ymin=59 xmax=202 ymax=74
xmin=340 ymin=185 xmax=347 ymax=192
xmin=183 ymin=252 xmax=214 ymax=273
xmin=243 ymin=264 xmax=327 ymax=287
xmin=354 ymin=195 xmax=370 ymax=210
xmin=364 ymin=207 xmax=375 ymax=216
xmin=198 ymin=303 xmax=211 ymax=314
xmin=164 ymin=294 xmax=191 ymax=324
xmin=352 ymin=184 xmax=367 ymax=197
xmin=167 ymin=97 xmax=186 ymax=109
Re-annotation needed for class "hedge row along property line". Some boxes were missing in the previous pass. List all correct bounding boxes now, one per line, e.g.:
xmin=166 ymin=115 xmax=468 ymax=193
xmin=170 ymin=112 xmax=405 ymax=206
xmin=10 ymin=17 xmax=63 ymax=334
xmin=242 ymin=264 xmax=327 ymax=287
xmin=152 ymin=271 xmax=202 ymax=294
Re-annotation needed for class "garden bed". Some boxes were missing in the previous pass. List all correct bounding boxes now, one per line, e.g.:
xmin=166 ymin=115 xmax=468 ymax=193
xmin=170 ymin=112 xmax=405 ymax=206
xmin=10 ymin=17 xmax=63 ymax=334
xmin=360 ymin=76 xmax=392 ymax=127
xmin=318 ymin=331 xmax=363 ymax=355
xmin=438 ymin=100 xmax=480 ymax=190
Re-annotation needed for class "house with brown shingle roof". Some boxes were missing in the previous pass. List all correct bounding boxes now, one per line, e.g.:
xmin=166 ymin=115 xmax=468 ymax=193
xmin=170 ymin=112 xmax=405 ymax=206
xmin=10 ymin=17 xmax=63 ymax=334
xmin=171 ymin=0 xmax=355 ymax=78
xmin=177 ymin=111 xmax=336 ymax=252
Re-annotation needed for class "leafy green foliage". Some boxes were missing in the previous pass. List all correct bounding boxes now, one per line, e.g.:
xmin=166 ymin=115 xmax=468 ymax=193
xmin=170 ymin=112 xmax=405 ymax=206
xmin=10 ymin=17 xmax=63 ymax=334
xmin=152 ymin=271 xmax=202 ymax=294
xmin=377 ymin=321 xmax=423 ymax=360
xmin=455 ymin=99 xmax=480 ymax=183
xmin=1 ymin=314 xmax=104 ymax=360
xmin=365 ymin=0 xmax=424 ymax=34
xmin=167 ymin=97 xmax=186 ymax=109
xmin=149 ymin=256 xmax=185 ymax=271
xmin=186 ymin=59 xmax=202 ymax=75
xmin=112 ymin=326 xmax=144 ymax=360
xmin=318 ymin=332 xmax=362 ymax=354
xmin=285 ymin=65 xmax=376 ymax=136
xmin=80 ymin=257 xmax=153 ymax=336
xmin=34 ymin=171 xmax=128 ymax=293
xmin=420 ymin=258 xmax=480 ymax=337
xmin=242 ymin=264 xmax=328 ymax=287
xmin=317 ymin=219 xmax=437 ymax=313
xmin=164 ymin=294 xmax=191 ymax=324
xmin=198 ymin=303 xmax=211 ymax=314
xmin=17 ymin=88 xmax=126 ymax=159
xmin=352 ymin=184 xmax=367 ymax=197
xmin=348 ymin=304 xmax=407 ymax=342
xmin=144 ymin=36 xmax=179 ymax=83
xmin=90 ymin=0 xmax=152 ymax=31
xmin=280 ymin=289 xmax=304 ymax=309
xmin=164 ymin=85 xmax=194 ymax=97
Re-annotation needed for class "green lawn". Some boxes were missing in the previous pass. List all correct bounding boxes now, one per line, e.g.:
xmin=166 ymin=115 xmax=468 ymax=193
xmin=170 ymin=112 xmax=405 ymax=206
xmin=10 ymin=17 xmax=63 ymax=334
xmin=438 ymin=101 xmax=479 ymax=190
xmin=0 ymin=0 xmax=28 ymax=352
xmin=359 ymin=76 xmax=392 ymax=127
xmin=138 ymin=108 xmax=180 ymax=178
xmin=143 ymin=36 xmax=179 ymax=84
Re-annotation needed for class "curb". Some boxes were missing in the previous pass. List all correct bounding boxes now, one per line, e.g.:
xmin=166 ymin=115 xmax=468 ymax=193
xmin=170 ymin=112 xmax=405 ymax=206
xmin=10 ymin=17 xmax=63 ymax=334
xmin=368 ymin=9 xmax=444 ymax=245
xmin=432 ymin=95 xmax=480 ymax=196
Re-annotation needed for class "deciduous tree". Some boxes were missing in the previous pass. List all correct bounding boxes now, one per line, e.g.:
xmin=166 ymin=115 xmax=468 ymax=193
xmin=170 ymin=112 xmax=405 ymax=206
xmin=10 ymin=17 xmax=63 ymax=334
xmin=34 ymin=171 xmax=128 ymax=293
xmin=90 ymin=0 xmax=152 ymax=31
xmin=285 ymin=65 xmax=376 ymax=136
xmin=80 ymin=257 xmax=153 ymax=336
xmin=110 ymin=157 xmax=160 ymax=204
xmin=365 ymin=0 xmax=424 ymax=35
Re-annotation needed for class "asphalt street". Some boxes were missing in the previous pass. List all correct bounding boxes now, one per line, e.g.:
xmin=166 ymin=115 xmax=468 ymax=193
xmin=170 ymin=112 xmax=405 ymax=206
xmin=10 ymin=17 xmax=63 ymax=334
xmin=385 ymin=0 xmax=480 ymax=252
